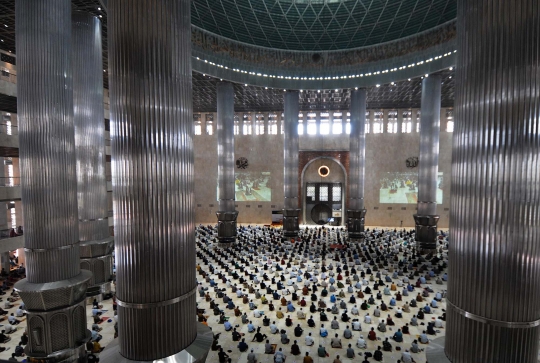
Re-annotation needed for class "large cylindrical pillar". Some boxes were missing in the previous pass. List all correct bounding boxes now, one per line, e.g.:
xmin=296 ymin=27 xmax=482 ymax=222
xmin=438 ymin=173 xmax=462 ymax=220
xmin=216 ymin=82 xmax=238 ymax=247
xmin=14 ymin=1 xmax=92 ymax=361
xmin=101 ymin=1 xmax=211 ymax=362
xmin=283 ymin=91 xmax=300 ymax=237
xmin=347 ymin=89 xmax=367 ymax=239
xmin=413 ymin=76 xmax=441 ymax=251
xmin=72 ymin=12 xmax=114 ymax=302
xmin=445 ymin=0 xmax=540 ymax=362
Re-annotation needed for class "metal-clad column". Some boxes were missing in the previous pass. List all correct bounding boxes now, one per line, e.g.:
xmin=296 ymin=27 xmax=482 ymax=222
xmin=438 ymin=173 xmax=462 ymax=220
xmin=444 ymin=0 xmax=540 ymax=362
xmin=14 ymin=1 xmax=92 ymax=360
xmin=72 ymin=12 xmax=114 ymax=302
xmin=347 ymin=89 xmax=367 ymax=239
xmin=413 ymin=76 xmax=441 ymax=251
xmin=216 ymin=82 xmax=238 ymax=247
xmin=283 ymin=91 xmax=300 ymax=237
xmin=101 ymin=0 xmax=212 ymax=362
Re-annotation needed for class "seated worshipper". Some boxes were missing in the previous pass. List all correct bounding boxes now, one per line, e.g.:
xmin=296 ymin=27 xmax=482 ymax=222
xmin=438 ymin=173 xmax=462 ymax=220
xmin=377 ymin=320 xmax=387 ymax=332
xmin=357 ymin=334 xmax=367 ymax=349
xmin=253 ymin=310 xmax=262 ymax=318
xmin=263 ymin=316 xmax=270 ymax=326
xmin=0 ymin=331 xmax=9 ymax=343
xmin=320 ymin=311 xmax=329 ymax=321
xmin=401 ymin=349 xmax=415 ymax=363
xmin=373 ymin=346 xmax=383 ymax=362
xmin=318 ymin=345 xmax=328 ymax=358
xmin=393 ymin=329 xmax=404 ymax=342
xmin=343 ymin=326 xmax=353 ymax=339
xmin=364 ymin=313 xmax=372 ymax=324
xmin=4 ymin=323 xmax=16 ymax=334
xmin=386 ymin=315 xmax=395 ymax=326
xmin=294 ymin=324 xmax=304 ymax=337
xmin=247 ymin=349 xmax=258 ymax=363
xmin=249 ymin=300 xmax=257 ymax=310
xmin=307 ymin=315 xmax=316 ymax=328
xmin=8 ymin=314 xmax=20 ymax=325
xmin=318 ymin=300 xmax=327 ymax=309
xmin=223 ymin=320 xmax=232 ymax=331
xmin=297 ymin=308 xmax=306 ymax=320
xmin=285 ymin=315 xmax=293 ymax=327
xmin=427 ymin=322 xmax=437 ymax=335
xmin=227 ymin=300 xmax=235 ymax=310
xmin=232 ymin=328 xmax=242 ymax=342
xmin=331 ymin=304 xmax=339 ymax=315
xmin=320 ymin=324 xmax=329 ymax=337
xmin=274 ymin=348 xmax=286 ymax=363
xmin=270 ymin=321 xmax=279 ymax=334
xmin=419 ymin=331 xmax=429 ymax=344
xmin=331 ymin=334 xmax=342 ymax=348
xmin=368 ymin=328 xmax=377 ymax=341
xmin=331 ymin=317 xmax=340 ymax=329
xmin=410 ymin=340 xmax=421 ymax=353
xmin=242 ymin=313 xmax=249 ymax=324
xmin=218 ymin=348 xmax=231 ymax=363
xmin=276 ymin=308 xmax=284 ymax=319
xmin=402 ymin=323 xmax=410 ymax=334
xmin=351 ymin=305 xmax=359 ymax=315
xmin=410 ymin=315 xmax=419 ymax=326
xmin=15 ymin=306 xmax=25 ymax=318
xmin=305 ymin=332 xmax=314 ymax=346
xmin=238 ymin=338 xmax=249 ymax=352
xmin=252 ymin=329 xmax=267 ymax=342
xmin=424 ymin=304 xmax=432 ymax=314
xmin=290 ymin=340 xmax=301 ymax=355
xmin=287 ymin=301 xmax=295 ymax=312
xmin=264 ymin=340 xmax=274 ymax=354
xmin=341 ymin=310 xmax=350 ymax=322
xmin=383 ymin=338 xmax=392 ymax=352
xmin=281 ymin=330 xmax=290 ymax=344
xmin=352 ymin=320 xmax=362 ymax=331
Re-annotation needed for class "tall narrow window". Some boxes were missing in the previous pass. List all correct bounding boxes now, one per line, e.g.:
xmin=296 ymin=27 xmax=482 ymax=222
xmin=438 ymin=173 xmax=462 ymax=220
xmin=387 ymin=110 xmax=398 ymax=133
xmin=243 ymin=113 xmax=252 ymax=135
xmin=345 ymin=112 xmax=351 ymax=134
xmin=194 ymin=113 xmax=202 ymax=135
xmin=416 ymin=110 xmax=421 ymax=132
xmin=306 ymin=112 xmax=317 ymax=135
xmin=373 ymin=111 xmax=383 ymax=134
xmin=233 ymin=114 xmax=240 ymax=135
xmin=402 ymin=111 xmax=412 ymax=133
xmin=320 ymin=112 xmax=330 ymax=135
xmin=446 ymin=109 xmax=454 ymax=132
xmin=205 ymin=114 xmax=214 ymax=135
xmin=332 ymin=112 xmax=342 ymax=134
xmin=297 ymin=112 xmax=304 ymax=135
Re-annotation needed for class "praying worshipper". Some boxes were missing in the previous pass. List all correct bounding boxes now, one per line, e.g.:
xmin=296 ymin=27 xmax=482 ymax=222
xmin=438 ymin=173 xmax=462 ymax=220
xmin=264 ymin=340 xmax=273 ymax=354
xmin=238 ymin=338 xmax=249 ymax=352
xmin=331 ymin=333 xmax=342 ymax=348
xmin=401 ymin=349 xmax=415 ymax=363
xmin=3 ymin=323 xmax=16 ymax=334
xmin=333 ymin=355 xmax=342 ymax=363
xmin=274 ymin=348 xmax=286 ymax=363
xmin=419 ymin=330 xmax=429 ymax=344
xmin=352 ymin=320 xmax=361 ymax=331
xmin=14 ymin=306 xmax=25 ymax=317
xmin=281 ymin=330 xmax=290 ymax=344
xmin=303 ymin=352 xmax=314 ymax=363
xmin=383 ymin=338 xmax=392 ymax=352
xmin=305 ymin=332 xmax=314 ymax=346
xmin=285 ymin=315 xmax=293 ymax=327
xmin=294 ymin=324 xmax=304 ymax=337
xmin=343 ymin=326 xmax=353 ymax=339
xmin=320 ymin=324 xmax=328 ymax=337
xmin=307 ymin=316 xmax=316 ymax=328
xmin=373 ymin=346 xmax=383 ymax=361
xmin=291 ymin=340 xmax=301 ymax=355
xmin=411 ymin=340 xmax=421 ymax=353
xmin=8 ymin=314 xmax=20 ymax=325
xmin=247 ymin=349 xmax=257 ymax=363
xmin=247 ymin=321 xmax=256 ymax=333
xmin=318 ymin=345 xmax=328 ymax=357
xmin=218 ymin=348 xmax=231 ymax=363
xmin=331 ymin=317 xmax=340 ymax=329
xmin=377 ymin=319 xmax=386 ymax=332
xmin=368 ymin=327 xmax=377 ymax=341
xmin=223 ymin=320 xmax=232 ymax=331
xmin=252 ymin=329 xmax=267 ymax=342
xmin=357 ymin=335 xmax=367 ymax=349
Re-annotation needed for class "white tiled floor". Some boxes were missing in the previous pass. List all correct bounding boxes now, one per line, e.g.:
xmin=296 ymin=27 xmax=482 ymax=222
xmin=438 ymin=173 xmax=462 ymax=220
xmin=199 ymin=226 xmax=448 ymax=363
xmin=0 ymin=225 xmax=450 ymax=363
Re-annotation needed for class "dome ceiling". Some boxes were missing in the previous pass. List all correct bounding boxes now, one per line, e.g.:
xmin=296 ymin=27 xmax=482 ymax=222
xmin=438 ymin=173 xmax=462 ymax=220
xmin=191 ymin=0 xmax=456 ymax=51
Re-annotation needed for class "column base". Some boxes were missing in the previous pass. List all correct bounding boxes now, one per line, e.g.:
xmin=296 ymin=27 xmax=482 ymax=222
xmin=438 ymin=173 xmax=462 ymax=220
xmin=216 ymin=211 xmax=238 ymax=246
xmin=100 ymin=322 xmax=213 ymax=363
xmin=282 ymin=209 xmax=300 ymax=238
xmin=425 ymin=337 xmax=451 ymax=363
xmin=347 ymin=209 xmax=367 ymax=240
xmin=413 ymin=214 xmax=440 ymax=251
xmin=86 ymin=281 xmax=113 ymax=303
xmin=24 ymin=338 xmax=89 ymax=363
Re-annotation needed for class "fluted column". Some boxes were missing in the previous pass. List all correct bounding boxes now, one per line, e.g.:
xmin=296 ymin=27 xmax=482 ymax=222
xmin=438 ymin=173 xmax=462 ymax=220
xmin=72 ymin=12 xmax=114 ymax=301
xmin=347 ymin=89 xmax=367 ymax=239
xmin=283 ymin=91 xmax=300 ymax=237
xmin=413 ymin=76 xmax=441 ymax=251
xmin=445 ymin=0 xmax=540 ymax=362
xmin=14 ymin=1 xmax=92 ymax=361
xmin=102 ymin=1 xmax=211 ymax=362
xmin=216 ymin=82 xmax=238 ymax=247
